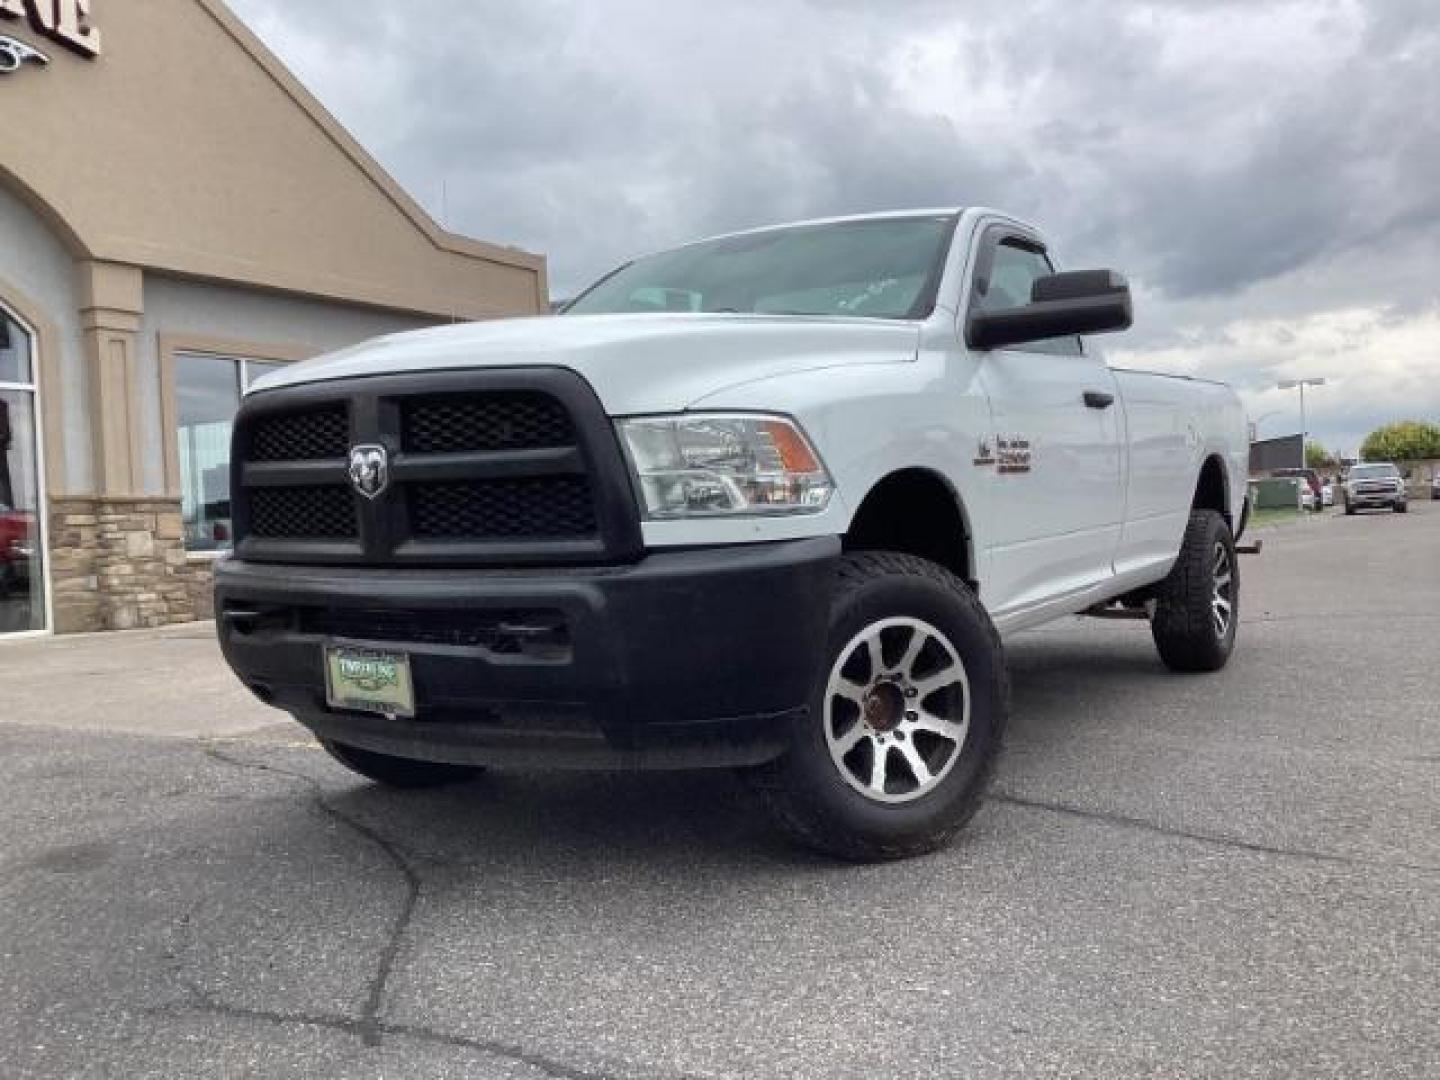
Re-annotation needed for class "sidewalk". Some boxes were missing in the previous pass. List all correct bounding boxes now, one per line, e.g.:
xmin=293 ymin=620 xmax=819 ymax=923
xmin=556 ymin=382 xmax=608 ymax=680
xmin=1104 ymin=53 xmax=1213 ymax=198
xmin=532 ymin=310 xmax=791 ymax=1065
xmin=0 ymin=621 xmax=310 ymax=745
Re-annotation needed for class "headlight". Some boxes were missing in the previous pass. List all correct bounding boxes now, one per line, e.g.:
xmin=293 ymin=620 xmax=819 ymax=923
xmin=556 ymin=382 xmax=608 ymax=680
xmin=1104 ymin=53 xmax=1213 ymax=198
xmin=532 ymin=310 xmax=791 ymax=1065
xmin=617 ymin=414 xmax=834 ymax=518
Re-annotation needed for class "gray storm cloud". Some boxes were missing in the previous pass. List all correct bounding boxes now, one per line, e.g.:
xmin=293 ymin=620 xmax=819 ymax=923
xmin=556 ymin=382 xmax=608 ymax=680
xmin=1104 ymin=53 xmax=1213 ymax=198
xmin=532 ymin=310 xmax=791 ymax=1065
xmin=227 ymin=0 xmax=1440 ymax=453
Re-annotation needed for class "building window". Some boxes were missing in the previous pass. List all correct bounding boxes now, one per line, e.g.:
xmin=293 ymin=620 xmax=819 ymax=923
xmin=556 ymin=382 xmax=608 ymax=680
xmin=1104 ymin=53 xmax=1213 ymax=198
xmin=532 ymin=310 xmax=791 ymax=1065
xmin=1 ymin=305 xmax=46 ymax=635
xmin=174 ymin=353 xmax=284 ymax=553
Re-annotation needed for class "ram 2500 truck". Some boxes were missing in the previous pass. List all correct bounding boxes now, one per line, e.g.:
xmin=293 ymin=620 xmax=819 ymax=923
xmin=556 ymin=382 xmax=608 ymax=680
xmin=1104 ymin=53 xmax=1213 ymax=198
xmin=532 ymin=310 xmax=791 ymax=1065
xmin=216 ymin=208 xmax=1249 ymax=861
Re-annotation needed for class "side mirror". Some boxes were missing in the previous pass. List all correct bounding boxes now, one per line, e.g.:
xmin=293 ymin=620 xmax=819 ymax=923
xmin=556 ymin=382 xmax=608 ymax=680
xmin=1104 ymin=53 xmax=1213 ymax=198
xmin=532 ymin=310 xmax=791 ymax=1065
xmin=967 ymin=269 xmax=1134 ymax=351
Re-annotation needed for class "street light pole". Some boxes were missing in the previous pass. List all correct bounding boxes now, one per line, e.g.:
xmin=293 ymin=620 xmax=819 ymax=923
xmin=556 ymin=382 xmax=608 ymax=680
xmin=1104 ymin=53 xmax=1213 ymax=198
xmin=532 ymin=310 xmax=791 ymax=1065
xmin=1277 ymin=378 xmax=1327 ymax=468
xmin=1298 ymin=382 xmax=1311 ymax=469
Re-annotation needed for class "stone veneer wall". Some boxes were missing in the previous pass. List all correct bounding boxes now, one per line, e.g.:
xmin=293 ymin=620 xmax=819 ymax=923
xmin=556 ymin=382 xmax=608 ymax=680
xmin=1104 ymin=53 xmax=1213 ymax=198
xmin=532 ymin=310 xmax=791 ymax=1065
xmin=48 ymin=496 xmax=215 ymax=633
xmin=47 ymin=498 xmax=103 ymax=633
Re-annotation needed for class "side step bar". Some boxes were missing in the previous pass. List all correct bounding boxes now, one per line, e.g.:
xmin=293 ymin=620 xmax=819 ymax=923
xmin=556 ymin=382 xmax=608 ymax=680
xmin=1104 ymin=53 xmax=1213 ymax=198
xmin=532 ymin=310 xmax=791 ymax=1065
xmin=1085 ymin=535 xmax=1262 ymax=620
xmin=1082 ymin=601 xmax=1154 ymax=621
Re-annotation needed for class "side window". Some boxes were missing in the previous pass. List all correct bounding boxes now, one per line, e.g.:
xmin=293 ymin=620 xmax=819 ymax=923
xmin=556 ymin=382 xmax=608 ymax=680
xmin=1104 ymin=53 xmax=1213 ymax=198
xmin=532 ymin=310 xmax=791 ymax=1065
xmin=979 ymin=242 xmax=1049 ymax=313
xmin=975 ymin=237 xmax=1084 ymax=356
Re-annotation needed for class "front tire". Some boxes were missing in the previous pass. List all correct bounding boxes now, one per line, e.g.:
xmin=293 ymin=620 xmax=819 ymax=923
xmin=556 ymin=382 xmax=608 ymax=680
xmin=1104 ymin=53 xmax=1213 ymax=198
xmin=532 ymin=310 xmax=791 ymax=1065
xmin=1395 ymin=501 xmax=1408 ymax=514
xmin=1151 ymin=510 xmax=1239 ymax=673
xmin=752 ymin=552 xmax=1008 ymax=862
xmin=322 ymin=739 xmax=482 ymax=789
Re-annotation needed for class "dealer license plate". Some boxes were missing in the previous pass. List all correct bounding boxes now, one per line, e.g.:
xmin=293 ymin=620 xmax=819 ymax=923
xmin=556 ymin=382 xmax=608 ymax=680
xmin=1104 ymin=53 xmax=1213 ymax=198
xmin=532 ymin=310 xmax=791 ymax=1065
xmin=324 ymin=645 xmax=416 ymax=718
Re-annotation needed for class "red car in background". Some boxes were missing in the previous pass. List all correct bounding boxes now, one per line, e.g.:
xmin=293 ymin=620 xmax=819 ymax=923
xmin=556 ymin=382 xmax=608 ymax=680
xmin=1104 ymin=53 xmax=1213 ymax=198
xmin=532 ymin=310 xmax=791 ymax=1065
xmin=0 ymin=502 xmax=34 ymax=597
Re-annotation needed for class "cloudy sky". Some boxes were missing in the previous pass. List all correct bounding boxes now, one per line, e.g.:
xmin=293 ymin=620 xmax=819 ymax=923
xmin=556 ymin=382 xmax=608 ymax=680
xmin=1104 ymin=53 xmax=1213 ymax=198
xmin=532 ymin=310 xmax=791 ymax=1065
xmin=227 ymin=0 xmax=1440 ymax=456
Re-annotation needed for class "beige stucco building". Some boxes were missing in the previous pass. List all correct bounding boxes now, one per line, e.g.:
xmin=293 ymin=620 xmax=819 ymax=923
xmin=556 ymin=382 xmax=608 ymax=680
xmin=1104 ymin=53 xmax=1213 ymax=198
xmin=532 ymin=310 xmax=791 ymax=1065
xmin=0 ymin=0 xmax=547 ymax=638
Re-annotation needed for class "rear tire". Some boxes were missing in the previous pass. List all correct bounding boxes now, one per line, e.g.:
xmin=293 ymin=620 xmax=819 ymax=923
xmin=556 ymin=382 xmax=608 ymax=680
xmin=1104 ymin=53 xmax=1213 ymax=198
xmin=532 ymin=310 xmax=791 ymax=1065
xmin=751 ymin=552 xmax=1008 ymax=862
xmin=1151 ymin=510 xmax=1238 ymax=673
xmin=321 ymin=739 xmax=482 ymax=789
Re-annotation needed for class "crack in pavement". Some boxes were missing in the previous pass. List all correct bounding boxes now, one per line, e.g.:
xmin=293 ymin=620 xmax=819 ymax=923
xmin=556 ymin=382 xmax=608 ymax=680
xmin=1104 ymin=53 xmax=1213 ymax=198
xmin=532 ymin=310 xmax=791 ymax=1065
xmin=990 ymin=791 xmax=1440 ymax=874
xmin=1243 ymin=611 xmax=1440 ymax=624
xmin=201 ymin=745 xmax=421 ymax=1049
xmin=195 ymin=746 xmax=698 ymax=1079
xmin=151 ymin=998 xmax=639 ymax=1080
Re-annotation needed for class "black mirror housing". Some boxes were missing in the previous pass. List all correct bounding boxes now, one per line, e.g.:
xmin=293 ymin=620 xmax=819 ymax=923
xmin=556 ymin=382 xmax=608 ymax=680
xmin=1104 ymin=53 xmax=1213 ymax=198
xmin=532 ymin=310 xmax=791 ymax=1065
xmin=967 ymin=269 xmax=1133 ymax=351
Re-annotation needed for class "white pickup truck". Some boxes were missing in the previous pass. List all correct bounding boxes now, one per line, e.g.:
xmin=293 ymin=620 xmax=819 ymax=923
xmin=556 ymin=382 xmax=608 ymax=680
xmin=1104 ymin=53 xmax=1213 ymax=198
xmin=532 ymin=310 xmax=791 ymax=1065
xmin=216 ymin=208 xmax=1249 ymax=860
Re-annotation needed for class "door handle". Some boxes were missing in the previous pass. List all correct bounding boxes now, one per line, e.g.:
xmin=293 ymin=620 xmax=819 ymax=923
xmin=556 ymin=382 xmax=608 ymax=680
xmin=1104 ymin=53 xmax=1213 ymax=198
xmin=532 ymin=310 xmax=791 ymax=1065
xmin=1083 ymin=390 xmax=1115 ymax=409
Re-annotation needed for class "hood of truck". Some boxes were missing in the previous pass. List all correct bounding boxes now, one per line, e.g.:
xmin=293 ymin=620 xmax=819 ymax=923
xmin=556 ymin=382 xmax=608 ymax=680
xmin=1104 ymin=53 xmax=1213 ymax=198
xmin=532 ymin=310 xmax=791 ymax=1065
xmin=250 ymin=313 xmax=921 ymax=415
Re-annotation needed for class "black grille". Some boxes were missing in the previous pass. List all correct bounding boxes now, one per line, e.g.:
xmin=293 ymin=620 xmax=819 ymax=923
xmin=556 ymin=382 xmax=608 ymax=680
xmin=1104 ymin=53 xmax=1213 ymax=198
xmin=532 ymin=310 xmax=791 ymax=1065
xmin=249 ymin=406 xmax=349 ymax=462
xmin=409 ymin=478 xmax=596 ymax=540
xmin=249 ymin=486 xmax=357 ymax=540
xmin=402 ymin=393 xmax=573 ymax=454
xmin=231 ymin=370 xmax=642 ymax=566
xmin=296 ymin=606 xmax=569 ymax=655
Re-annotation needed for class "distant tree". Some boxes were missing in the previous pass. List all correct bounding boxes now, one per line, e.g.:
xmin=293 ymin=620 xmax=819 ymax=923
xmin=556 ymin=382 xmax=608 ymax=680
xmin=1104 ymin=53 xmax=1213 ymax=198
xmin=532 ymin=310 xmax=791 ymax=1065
xmin=1360 ymin=421 xmax=1440 ymax=462
xmin=1305 ymin=441 xmax=1336 ymax=469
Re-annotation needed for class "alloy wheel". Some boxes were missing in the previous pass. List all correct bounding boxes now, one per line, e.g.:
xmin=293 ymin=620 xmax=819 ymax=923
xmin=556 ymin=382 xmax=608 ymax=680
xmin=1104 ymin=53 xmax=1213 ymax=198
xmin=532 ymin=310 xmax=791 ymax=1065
xmin=823 ymin=617 xmax=970 ymax=804
xmin=1212 ymin=541 xmax=1234 ymax=638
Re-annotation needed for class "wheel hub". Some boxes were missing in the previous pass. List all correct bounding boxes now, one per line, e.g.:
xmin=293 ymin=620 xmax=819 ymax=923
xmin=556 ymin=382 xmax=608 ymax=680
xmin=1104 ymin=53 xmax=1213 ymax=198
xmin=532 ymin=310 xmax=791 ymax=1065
xmin=862 ymin=681 xmax=905 ymax=732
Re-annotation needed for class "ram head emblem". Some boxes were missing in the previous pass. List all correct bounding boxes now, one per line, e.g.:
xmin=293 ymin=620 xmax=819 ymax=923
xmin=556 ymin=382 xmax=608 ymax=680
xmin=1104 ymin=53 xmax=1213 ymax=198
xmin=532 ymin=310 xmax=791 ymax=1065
xmin=348 ymin=445 xmax=390 ymax=500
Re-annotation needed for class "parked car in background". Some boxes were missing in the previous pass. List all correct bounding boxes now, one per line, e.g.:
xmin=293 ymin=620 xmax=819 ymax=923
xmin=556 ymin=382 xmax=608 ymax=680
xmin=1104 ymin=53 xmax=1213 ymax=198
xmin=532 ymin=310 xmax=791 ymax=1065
xmin=1431 ymin=471 xmax=1440 ymax=501
xmin=0 ymin=502 xmax=34 ymax=597
xmin=1274 ymin=467 xmax=1324 ymax=511
xmin=1342 ymin=463 xmax=1407 ymax=514
xmin=1322 ymin=479 xmax=1335 ymax=507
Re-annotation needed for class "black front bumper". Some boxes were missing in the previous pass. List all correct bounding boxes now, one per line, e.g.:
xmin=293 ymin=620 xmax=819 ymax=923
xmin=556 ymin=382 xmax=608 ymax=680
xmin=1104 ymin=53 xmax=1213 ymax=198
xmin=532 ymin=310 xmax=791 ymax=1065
xmin=214 ymin=538 xmax=838 ymax=769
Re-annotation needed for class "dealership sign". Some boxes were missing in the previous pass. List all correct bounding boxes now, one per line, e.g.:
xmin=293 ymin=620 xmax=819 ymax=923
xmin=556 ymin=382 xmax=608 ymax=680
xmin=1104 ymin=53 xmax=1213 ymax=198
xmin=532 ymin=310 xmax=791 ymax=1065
xmin=0 ymin=33 xmax=46 ymax=72
xmin=0 ymin=0 xmax=100 ymax=64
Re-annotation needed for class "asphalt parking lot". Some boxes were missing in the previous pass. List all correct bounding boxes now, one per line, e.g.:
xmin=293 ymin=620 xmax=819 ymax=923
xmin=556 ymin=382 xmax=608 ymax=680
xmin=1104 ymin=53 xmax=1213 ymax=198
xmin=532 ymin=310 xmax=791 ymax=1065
xmin=1 ymin=507 xmax=1436 ymax=1079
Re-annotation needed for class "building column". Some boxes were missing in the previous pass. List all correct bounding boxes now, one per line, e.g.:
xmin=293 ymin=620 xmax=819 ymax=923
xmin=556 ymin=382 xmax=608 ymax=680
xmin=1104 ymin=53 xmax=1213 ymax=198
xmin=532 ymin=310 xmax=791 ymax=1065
xmin=79 ymin=260 xmax=143 ymax=497
xmin=45 ymin=262 xmax=198 ymax=631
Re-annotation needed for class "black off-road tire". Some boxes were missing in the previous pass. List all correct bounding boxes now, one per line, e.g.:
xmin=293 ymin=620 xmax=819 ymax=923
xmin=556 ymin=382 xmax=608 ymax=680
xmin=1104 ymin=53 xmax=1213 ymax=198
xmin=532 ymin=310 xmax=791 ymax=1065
xmin=1395 ymin=501 xmax=1408 ymax=514
xmin=321 ymin=739 xmax=482 ymax=789
xmin=751 ymin=552 xmax=1009 ymax=862
xmin=1151 ymin=510 xmax=1238 ymax=673
xmin=1344 ymin=499 xmax=1356 ymax=516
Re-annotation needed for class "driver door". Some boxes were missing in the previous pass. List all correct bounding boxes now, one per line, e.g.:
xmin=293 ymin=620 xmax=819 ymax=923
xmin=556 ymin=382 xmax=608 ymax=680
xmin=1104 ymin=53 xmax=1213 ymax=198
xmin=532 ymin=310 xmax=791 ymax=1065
xmin=968 ymin=227 xmax=1124 ymax=618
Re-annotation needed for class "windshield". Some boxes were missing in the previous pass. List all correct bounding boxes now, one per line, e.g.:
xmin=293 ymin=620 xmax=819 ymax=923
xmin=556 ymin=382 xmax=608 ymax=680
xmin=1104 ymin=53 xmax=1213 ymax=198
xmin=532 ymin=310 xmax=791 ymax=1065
xmin=565 ymin=215 xmax=959 ymax=320
xmin=1349 ymin=464 xmax=1399 ymax=479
